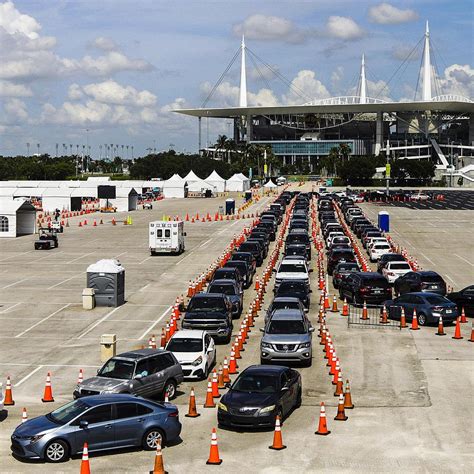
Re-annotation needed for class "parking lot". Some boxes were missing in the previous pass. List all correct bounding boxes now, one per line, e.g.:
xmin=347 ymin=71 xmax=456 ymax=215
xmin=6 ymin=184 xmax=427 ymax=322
xmin=0 ymin=185 xmax=473 ymax=473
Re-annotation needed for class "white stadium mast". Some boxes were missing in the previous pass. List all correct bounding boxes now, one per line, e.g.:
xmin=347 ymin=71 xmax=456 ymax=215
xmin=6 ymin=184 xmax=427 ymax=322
xmin=421 ymin=20 xmax=432 ymax=101
xmin=359 ymin=54 xmax=367 ymax=104
xmin=239 ymin=35 xmax=248 ymax=108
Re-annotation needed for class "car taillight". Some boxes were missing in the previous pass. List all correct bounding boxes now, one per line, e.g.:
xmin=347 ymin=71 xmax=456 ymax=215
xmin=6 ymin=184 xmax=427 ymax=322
xmin=360 ymin=287 xmax=370 ymax=293
xmin=431 ymin=306 xmax=443 ymax=311
xmin=387 ymin=272 xmax=394 ymax=276
xmin=420 ymin=282 xmax=428 ymax=289
xmin=335 ymin=273 xmax=341 ymax=278
xmin=168 ymin=411 xmax=179 ymax=417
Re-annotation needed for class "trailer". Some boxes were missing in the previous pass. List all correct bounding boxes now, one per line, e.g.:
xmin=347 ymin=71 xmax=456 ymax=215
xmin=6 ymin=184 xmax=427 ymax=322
xmin=149 ymin=220 xmax=185 ymax=255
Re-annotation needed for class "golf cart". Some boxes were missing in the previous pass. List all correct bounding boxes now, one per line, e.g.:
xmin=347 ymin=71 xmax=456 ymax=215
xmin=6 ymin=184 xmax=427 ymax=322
xmin=34 ymin=228 xmax=59 ymax=250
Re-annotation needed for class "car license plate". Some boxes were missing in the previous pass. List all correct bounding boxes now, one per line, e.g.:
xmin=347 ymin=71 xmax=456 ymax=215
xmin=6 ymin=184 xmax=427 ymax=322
xmin=373 ymin=290 xmax=381 ymax=294
xmin=445 ymin=310 xmax=452 ymax=314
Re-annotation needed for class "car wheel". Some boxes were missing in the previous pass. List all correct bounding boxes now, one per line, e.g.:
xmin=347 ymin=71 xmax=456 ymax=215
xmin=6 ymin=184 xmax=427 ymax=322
xmin=417 ymin=312 xmax=427 ymax=326
xmin=351 ymin=292 xmax=357 ymax=304
xmin=142 ymin=427 xmax=165 ymax=451
xmin=162 ymin=379 xmax=177 ymax=400
xmin=44 ymin=439 xmax=69 ymax=463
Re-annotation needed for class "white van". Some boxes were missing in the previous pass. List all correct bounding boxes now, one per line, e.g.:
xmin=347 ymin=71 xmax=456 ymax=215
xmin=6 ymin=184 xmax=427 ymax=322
xmin=276 ymin=176 xmax=287 ymax=185
xmin=149 ymin=221 xmax=185 ymax=255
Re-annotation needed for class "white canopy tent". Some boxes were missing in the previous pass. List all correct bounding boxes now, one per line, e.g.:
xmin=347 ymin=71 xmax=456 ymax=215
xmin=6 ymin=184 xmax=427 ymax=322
xmin=0 ymin=199 xmax=36 ymax=238
xmin=205 ymin=171 xmax=226 ymax=193
xmin=236 ymin=173 xmax=251 ymax=191
xmin=225 ymin=174 xmax=247 ymax=192
xmin=162 ymin=174 xmax=188 ymax=198
xmin=263 ymin=180 xmax=277 ymax=189
xmin=101 ymin=187 xmax=138 ymax=212
xmin=41 ymin=188 xmax=78 ymax=212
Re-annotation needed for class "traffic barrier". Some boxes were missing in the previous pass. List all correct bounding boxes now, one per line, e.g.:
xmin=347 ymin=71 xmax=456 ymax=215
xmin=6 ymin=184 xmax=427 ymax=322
xmin=452 ymin=317 xmax=463 ymax=340
xmin=206 ymin=428 xmax=223 ymax=465
xmin=41 ymin=372 xmax=54 ymax=402
xmin=4 ymin=376 xmax=15 ymax=406
xmin=80 ymin=443 xmax=91 ymax=474
xmin=410 ymin=309 xmax=420 ymax=330
xmin=203 ymin=379 xmax=215 ymax=408
xmin=185 ymin=387 xmax=200 ymax=418
xmin=344 ymin=380 xmax=354 ymax=409
xmin=149 ymin=441 xmax=166 ymax=474
xmin=334 ymin=393 xmax=348 ymax=421
xmin=436 ymin=316 xmax=446 ymax=336
xmin=460 ymin=307 xmax=467 ymax=323
xmin=269 ymin=416 xmax=286 ymax=450
xmin=21 ymin=407 xmax=28 ymax=423
xmin=315 ymin=402 xmax=331 ymax=435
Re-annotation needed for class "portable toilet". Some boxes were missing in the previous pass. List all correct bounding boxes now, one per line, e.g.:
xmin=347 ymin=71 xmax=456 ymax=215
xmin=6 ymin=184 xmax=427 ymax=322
xmin=378 ymin=211 xmax=390 ymax=232
xmin=225 ymin=198 xmax=235 ymax=215
xmin=86 ymin=259 xmax=125 ymax=307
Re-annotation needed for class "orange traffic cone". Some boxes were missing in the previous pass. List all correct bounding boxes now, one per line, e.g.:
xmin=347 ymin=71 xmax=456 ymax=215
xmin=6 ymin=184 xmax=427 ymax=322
xmin=460 ymin=307 xmax=467 ymax=323
xmin=436 ymin=316 xmax=446 ymax=336
xmin=77 ymin=368 xmax=84 ymax=384
xmin=160 ymin=329 xmax=167 ymax=349
xmin=334 ymin=393 xmax=348 ymax=421
xmin=228 ymin=353 xmax=238 ymax=374
xmin=4 ymin=376 xmax=15 ymax=406
xmin=185 ymin=387 xmax=200 ymax=418
xmin=380 ymin=305 xmax=389 ymax=324
xmin=206 ymin=428 xmax=222 ymax=465
xmin=324 ymin=292 xmax=330 ymax=310
xmin=344 ymin=379 xmax=354 ymax=409
xmin=211 ymin=370 xmax=220 ymax=398
xmin=149 ymin=440 xmax=166 ymax=474
xmin=334 ymin=371 xmax=343 ymax=396
xmin=203 ymin=379 xmax=215 ymax=408
xmin=222 ymin=358 xmax=230 ymax=383
xmin=341 ymin=298 xmax=349 ymax=317
xmin=410 ymin=309 xmax=420 ymax=330
xmin=217 ymin=365 xmax=225 ymax=389
xmin=361 ymin=300 xmax=368 ymax=320
xmin=469 ymin=322 xmax=474 ymax=342
xmin=21 ymin=407 xmax=28 ymax=423
xmin=400 ymin=307 xmax=407 ymax=328
xmin=315 ymin=402 xmax=331 ymax=435
xmin=331 ymin=296 xmax=339 ymax=313
xmin=268 ymin=416 xmax=286 ymax=450
xmin=41 ymin=372 xmax=54 ymax=402
xmin=78 ymin=221 xmax=82 ymax=227
xmin=80 ymin=443 xmax=91 ymax=474
xmin=452 ymin=317 xmax=463 ymax=340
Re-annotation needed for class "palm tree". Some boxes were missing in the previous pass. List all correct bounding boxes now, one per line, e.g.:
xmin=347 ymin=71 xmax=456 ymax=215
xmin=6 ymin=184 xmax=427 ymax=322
xmin=215 ymin=135 xmax=228 ymax=162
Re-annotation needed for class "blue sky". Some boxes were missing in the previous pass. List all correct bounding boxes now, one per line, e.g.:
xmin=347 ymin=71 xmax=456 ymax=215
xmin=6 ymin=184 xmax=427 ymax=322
xmin=0 ymin=0 xmax=472 ymax=157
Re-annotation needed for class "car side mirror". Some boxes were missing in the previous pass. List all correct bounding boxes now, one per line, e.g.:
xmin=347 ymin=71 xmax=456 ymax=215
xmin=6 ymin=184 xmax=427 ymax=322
xmin=206 ymin=346 xmax=213 ymax=353
xmin=134 ymin=373 xmax=143 ymax=380
xmin=309 ymin=327 xmax=315 ymax=332
xmin=259 ymin=327 xmax=265 ymax=333
xmin=272 ymin=268 xmax=276 ymax=272
xmin=225 ymin=382 xmax=232 ymax=389
xmin=79 ymin=420 xmax=89 ymax=429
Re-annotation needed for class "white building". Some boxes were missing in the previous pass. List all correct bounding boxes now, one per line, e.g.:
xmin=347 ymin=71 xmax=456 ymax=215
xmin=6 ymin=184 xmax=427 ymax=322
xmin=0 ymin=200 xmax=36 ymax=238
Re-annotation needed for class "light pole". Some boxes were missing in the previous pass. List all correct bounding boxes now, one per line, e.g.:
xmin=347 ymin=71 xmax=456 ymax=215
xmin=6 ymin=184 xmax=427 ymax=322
xmin=121 ymin=144 xmax=124 ymax=158
xmin=126 ymin=145 xmax=129 ymax=159
xmin=26 ymin=142 xmax=30 ymax=157
xmin=63 ymin=143 xmax=67 ymax=156
xmin=131 ymin=146 xmax=134 ymax=159
xmin=55 ymin=143 xmax=58 ymax=158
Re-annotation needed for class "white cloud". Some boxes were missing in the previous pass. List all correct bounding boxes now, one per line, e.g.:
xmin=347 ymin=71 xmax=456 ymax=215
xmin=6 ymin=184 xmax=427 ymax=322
xmin=331 ymin=66 xmax=344 ymax=87
xmin=0 ymin=0 xmax=41 ymax=39
xmin=369 ymin=3 xmax=418 ymax=25
xmin=249 ymin=65 xmax=279 ymax=81
xmin=73 ymin=52 xmax=153 ymax=77
xmin=200 ymin=81 xmax=279 ymax=107
xmin=325 ymin=16 xmax=365 ymax=40
xmin=391 ymin=44 xmax=418 ymax=62
xmin=233 ymin=14 xmax=308 ymax=43
xmin=3 ymin=97 xmax=29 ymax=123
xmin=0 ymin=79 xmax=32 ymax=97
xmin=68 ymin=83 xmax=84 ymax=100
xmin=438 ymin=64 xmax=474 ymax=98
xmin=349 ymin=78 xmax=392 ymax=102
xmin=283 ymin=70 xmax=331 ymax=105
xmin=90 ymin=36 xmax=119 ymax=51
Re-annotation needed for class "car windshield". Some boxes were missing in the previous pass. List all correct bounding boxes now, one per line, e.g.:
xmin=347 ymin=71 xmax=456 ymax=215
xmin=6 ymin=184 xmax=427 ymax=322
xmin=338 ymin=263 xmax=359 ymax=272
xmin=390 ymin=263 xmax=411 ymax=270
xmin=214 ymin=271 xmax=235 ymax=280
xmin=278 ymin=264 xmax=306 ymax=273
xmin=48 ymin=399 xmax=89 ymax=424
xmin=278 ymin=282 xmax=306 ymax=293
xmin=268 ymin=319 xmax=306 ymax=334
xmin=232 ymin=374 xmax=278 ymax=393
xmin=98 ymin=359 xmax=135 ymax=380
xmin=271 ymin=301 xmax=299 ymax=311
xmin=374 ymin=245 xmax=391 ymax=249
xmin=421 ymin=275 xmax=443 ymax=283
xmin=426 ymin=295 xmax=449 ymax=305
xmin=287 ymin=235 xmax=309 ymax=244
xmin=188 ymin=297 xmax=226 ymax=312
xmin=167 ymin=338 xmax=203 ymax=352
xmin=208 ymin=284 xmax=236 ymax=295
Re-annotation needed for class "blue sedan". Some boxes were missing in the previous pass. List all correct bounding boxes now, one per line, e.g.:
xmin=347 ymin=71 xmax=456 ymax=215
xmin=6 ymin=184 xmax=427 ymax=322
xmin=11 ymin=394 xmax=181 ymax=463
xmin=383 ymin=292 xmax=458 ymax=326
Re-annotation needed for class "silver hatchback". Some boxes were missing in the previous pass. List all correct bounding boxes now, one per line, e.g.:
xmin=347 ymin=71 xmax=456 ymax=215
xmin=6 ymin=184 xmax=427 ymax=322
xmin=73 ymin=349 xmax=184 ymax=400
xmin=260 ymin=309 xmax=314 ymax=367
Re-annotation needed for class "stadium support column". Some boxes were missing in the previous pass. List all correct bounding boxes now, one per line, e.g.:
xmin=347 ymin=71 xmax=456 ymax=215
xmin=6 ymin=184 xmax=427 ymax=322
xmin=375 ymin=111 xmax=383 ymax=156
xmin=246 ymin=114 xmax=252 ymax=143
xmin=198 ymin=117 xmax=202 ymax=156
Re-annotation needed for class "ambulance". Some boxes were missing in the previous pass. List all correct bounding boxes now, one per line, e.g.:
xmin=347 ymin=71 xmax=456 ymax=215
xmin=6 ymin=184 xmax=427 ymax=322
xmin=149 ymin=220 xmax=185 ymax=255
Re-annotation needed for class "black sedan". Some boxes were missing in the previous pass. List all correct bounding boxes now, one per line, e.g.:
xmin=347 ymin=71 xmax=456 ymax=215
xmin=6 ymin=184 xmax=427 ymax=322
xmin=447 ymin=285 xmax=474 ymax=317
xmin=217 ymin=365 xmax=301 ymax=429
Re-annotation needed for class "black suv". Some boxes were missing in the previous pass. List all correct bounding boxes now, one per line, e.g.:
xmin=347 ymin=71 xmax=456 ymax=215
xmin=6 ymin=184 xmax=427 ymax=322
xmin=182 ymin=294 xmax=233 ymax=343
xmin=274 ymin=279 xmax=311 ymax=309
xmin=338 ymin=272 xmax=392 ymax=305
xmin=224 ymin=260 xmax=252 ymax=288
xmin=394 ymin=271 xmax=447 ymax=296
xmin=238 ymin=241 xmax=264 ymax=266
xmin=212 ymin=267 xmax=244 ymax=292
xmin=231 ymin=251 xmax=257 ymax=276
xmin=286 ymin=230 xmax=311 ymax=259
xmin=327 ymin=248 xmax=356 ymax=275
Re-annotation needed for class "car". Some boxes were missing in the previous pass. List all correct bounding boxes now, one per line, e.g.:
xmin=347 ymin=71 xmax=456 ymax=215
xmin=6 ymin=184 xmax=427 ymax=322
xmin=231 ymin=251 xmax=256 ymax=276
xmin=207 ymin=279 xmax=243 ymax=317
xmin=332 ymin=261 xmax=361 ymax=289
xmin=182 ymin=293 xmax=233 ymax=343
xmin=11 ymin=395 xmax=181 ymax=462
xmin=447 ymin=285 xmax=474 ymax=317
xmin=34 ymin=229 xmax=59 ymax=250
xmin=289 ymin=220 xmax=308 ymax=231
xmin=165 ymin=330 xmax=216 ymax=379
xmin=394 ymin=271 xmax=447 ymax=296
xmin=326 ymin=233 xmax=346 ymax=247
xmin=217 ymin=365 xmax=302 ymax=429
xmin=327 ymin=249 xmax=356 ymax=275
xmin=339 ymin=272 xmax=392 ymax=305
xmin=260 ymin=309 xmax=314 ymax=366
xmin=238 ymin=241 xmax=264 ymax=266
xmin=255 ymin=222 xmax=276 ymax=241
xmin=73 ymin=349 xmax=183 ymax=400
xmin=247 ymin=234 xmax=268 ymax=258
xmin=274 ymin=280 xmax=311 ymax=310
xmin=284 ymin=243 xmax=309 ymax=260
xmin=224 ymin=260 xmax=252 ymax=289
xmin=274 ymin=258 xmax=312 ymax=289
xmin=383 ymin=292 xmax=458 ymax=326
xmin=369 ymin=242 xmax=392 ymax=262
xmin=377 ymin=253 xmax=407 ymax=273
xmin=286 ymin=230 xmax=312 ymax=259
xmin=212 ymin=267 xmax=244 ymax=293
xmin=265 ymin=297 xmax=307 ymax=322
xmin=411 ymin=192 xmax=430 ymax=201
xmin=382 ymin=261 xmax=412 ymax=284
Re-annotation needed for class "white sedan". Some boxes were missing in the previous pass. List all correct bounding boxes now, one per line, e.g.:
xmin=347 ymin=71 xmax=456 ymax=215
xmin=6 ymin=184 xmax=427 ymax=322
xmin=166 ymin=330 xmax=216 ymax=380
xmin=369 ymin=243 xmax=392 ymax=262
xmin=382 ymin=261 xmax=412 ymax=284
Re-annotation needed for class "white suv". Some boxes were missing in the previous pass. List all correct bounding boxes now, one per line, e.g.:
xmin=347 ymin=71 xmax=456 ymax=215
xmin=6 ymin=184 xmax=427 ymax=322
xmin=382 ymin=261 xmax=412 ymax=284
xmin=165 ymin=330 xmax=216 ymax=380
xmin=274 ymin=257 xmax=311 ymax=289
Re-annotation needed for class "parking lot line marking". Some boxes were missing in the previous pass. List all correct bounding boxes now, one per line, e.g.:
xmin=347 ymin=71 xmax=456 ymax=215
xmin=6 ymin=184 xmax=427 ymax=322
xmin=138 ymin=305 xmax=172 ymax=340
xmin=15 ymin=365 xmax=44 ymax=387
xmin=32 ymin=251 xmax=64 ymax=262
xmin=1 ymin=277 xmax=30 ymax=289
xmin=138 ymin=256 xmax=152 ymax=265
xmin=77 ymin=306 xmax=122 ymax=339
xmin=199 ymin=238 xmax=212 ymax=248
xmin=66 ymin=251 xmax=96 ymax=264
xmin=47 ymin=272 xmax=85 ymax=289
xmin=0 ymin=250 xmax=35 ymax=262
xmin=454 ymin=254 xmax=473 ymax=267
xmin=0 ymin=302 xmax=21 ymax=313
xmin=419 ymin=252 xmax=436 ymax=266
xmin=114 ymin=251 xmax=127 ymax=258
xmin=445 ymin=274 xmax=457 ymax=285
xmin=15 ymin=304 xmax=71 ymax=338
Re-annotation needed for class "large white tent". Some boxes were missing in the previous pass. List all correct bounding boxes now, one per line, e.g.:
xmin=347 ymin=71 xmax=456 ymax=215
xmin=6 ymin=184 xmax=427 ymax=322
xmin=101 ymin=187 xmax=138 ymax=212
xmin=162 ymin=174 xmax=188 ymax=198
xmin=236 ymin=173 xmax=251 ymax=191
xmin=205 ymin=171 xmax=226 ymax=193
xmin=0 ymin=199 xmax=36 ymax=238
xmin=264 ymin=179 xmax=277 ymax=189
xmin=41 ymin=188 xmax=77 ymax=212
xmin=225 ymin=174 xmax=247 ymax=192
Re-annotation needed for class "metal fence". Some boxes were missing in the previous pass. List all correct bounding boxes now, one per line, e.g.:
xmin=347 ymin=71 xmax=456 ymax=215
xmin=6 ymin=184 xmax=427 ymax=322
xmin=347 ymin=304 xmax=401 ymax=329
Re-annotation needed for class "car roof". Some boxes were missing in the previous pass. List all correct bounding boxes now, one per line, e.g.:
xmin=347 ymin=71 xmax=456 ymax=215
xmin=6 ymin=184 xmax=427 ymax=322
xmin=243 ymin=365 xmax=289 ymax=375
xmin=113 ymin=349 xmax=166 ymax=360
xmin=360 ymin=272 xmax=387 ymax=279
xmin=271 ymin=309 xmax=304 ymax=318
xmin=272 ymin=297 xmax=301 ymax=303
xmin=192 ymin=292 xmax=225 ymax=299
xmin=79 ymin=394 xmax=152 ymax=406
xmin=214 ymin=268 xmax=237 ymax=273
xmin=281 ymin=258 xmax=306 ymax=264
xmin=402 ymin=291 xmax=445 ymax=298
xmin=209 ymin=279 xmax=236 ymax=286
xmin=170 ymin=329 xmax=205 ymax=339
xmin=417 ymin=271 xmax=442 ymax=277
